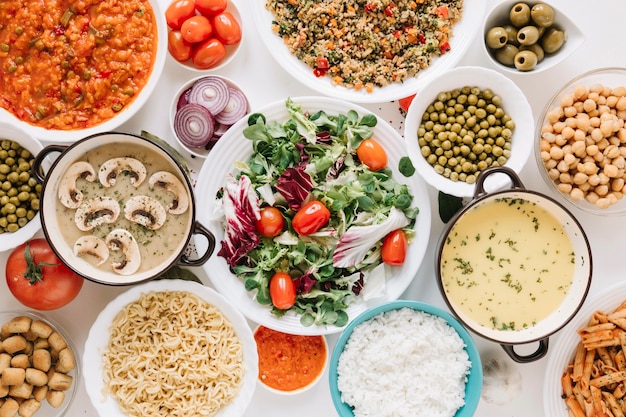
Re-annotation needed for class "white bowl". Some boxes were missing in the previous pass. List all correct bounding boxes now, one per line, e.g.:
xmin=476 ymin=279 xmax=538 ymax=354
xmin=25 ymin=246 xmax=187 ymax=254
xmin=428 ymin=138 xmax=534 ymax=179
xmin=0 ymin=310 xmax=80 ymax=417
xmin=251 ymin=0 xmax=486 ymax=103
xmin=0 ymin=122 xmax=43 ymax=252
xmin=404 ymin=66 xmax=534 ymax=198
xmin=170 ymin=75 xmax=250 ymax=158
xmin=0 ymin=1 xmax=167 ymax=143
xmin=535 ymin=67 xmax=626 ymax=215
xmin=83 ymin=279 xmax=258 ymax=417
xmin=166 ymin=0 xmax=243 ymax=72
xmin=482 ymin=0 xmax=584 ymax=74
xmin=254 ymin=325 xmax=328 ymax=395
xmin=194 ymin=96 xmax=432 ymax=335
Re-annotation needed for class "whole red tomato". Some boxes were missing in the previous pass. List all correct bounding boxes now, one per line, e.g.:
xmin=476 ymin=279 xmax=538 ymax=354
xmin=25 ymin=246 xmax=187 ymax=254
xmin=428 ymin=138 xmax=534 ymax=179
xmin=256 ymin=207 xmax=284 ymax=238
xmin=6 ymin=239 xmax=84 ymax=310
xmin=292 ymin=200 xmax=330 ymax=236
xmin=357 ymin=138 xmax=388 ymax=171
xmin=381 ymin=229 xmax=408 ymax=266
xmin=168 ymin=30 xmax=193 ymax=62
xmin=269 ymin=272 xmax=296 ymax=310
xmin=192 ymin=38 xmax=226 ymax=69
xmin=165 ymin=0 xmax=197 ymax=30
xmin=212 ymin=12 xmax=241 ymax=45
xmin=181 ymin=15 xmax=213 ymax=43
xmin=195 ymin=0 xmax=227 ymax=15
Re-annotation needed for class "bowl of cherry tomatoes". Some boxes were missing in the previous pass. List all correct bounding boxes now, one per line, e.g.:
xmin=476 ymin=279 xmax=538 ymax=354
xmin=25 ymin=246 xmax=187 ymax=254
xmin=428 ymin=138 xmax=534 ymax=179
xmin=165 ymin=0 xmax=243 ymax=71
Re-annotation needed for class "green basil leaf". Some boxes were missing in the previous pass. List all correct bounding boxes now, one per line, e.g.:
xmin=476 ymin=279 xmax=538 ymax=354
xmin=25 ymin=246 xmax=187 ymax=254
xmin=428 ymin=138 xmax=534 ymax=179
xmin=398 ymin=156 xmax=416 ymax=177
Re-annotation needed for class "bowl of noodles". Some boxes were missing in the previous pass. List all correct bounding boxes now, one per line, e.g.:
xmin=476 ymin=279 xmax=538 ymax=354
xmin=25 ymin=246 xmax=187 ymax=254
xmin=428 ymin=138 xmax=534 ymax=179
xmin=82 ymin=279 xmax=258 ymax=417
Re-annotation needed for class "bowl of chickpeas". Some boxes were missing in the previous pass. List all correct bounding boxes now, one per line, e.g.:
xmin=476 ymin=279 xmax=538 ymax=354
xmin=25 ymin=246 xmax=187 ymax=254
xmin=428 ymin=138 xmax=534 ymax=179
xmin=0 ymin=122 xmax=43 ymax=252
xmin=404 ymin=66 xmax=534 ymax=198
xmin=536 ymin=67 xmax=626 ymax=214
xmin=482 ymin=0 xmax=584 ymax=74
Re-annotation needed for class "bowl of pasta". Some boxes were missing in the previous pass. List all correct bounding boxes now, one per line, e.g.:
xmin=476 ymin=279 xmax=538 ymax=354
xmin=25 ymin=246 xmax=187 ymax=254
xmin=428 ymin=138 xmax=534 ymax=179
xmin=82 ymin=279 xmax=258 ymax=417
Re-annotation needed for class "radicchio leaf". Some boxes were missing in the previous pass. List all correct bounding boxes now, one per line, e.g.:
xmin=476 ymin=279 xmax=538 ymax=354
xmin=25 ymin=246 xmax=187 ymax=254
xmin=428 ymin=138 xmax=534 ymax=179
xmin=275 ymin=167 xmax=313 ymax=211
xmin=294 ymin=271 xmax=317 ymax=295
xmin=217 ymin=174 xmax=261 ymax=267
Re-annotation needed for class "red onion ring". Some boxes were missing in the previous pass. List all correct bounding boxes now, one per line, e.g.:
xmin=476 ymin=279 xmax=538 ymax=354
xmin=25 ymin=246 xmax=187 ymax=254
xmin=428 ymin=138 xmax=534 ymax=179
xmin=214 ymin=87 xmax=248 ymax=125
xmin=188 ymin=76 xmax=230 ymax=115
xmin=173 ymin=103 xmax=215 ymax=148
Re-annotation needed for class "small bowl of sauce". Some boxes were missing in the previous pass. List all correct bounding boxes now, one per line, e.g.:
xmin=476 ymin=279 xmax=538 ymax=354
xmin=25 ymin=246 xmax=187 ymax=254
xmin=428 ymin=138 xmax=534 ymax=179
xmin=436 ymin=166 xmax=592 ymax=363
xmin=253 ymin=326 xmax=328 ymax=394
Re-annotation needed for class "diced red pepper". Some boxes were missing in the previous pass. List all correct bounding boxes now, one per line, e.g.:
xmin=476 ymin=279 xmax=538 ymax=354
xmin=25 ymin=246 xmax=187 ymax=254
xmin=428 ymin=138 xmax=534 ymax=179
xmin=393 ymin=30 xmax=401 ymax=39
xmin=384 ymin=2 xmax=396 ymax=16
xmin=364 ymin=3 xmax=375 ymax=12
xmin=434 ymin=5 xmax=449 ymax=18
xmin=313 ymin=57 xmax=329 ymax=77
xmin=439 ymin=41 xmax=451 ymax=54
xmin=418 ymin=33 xmax=426 ymax=44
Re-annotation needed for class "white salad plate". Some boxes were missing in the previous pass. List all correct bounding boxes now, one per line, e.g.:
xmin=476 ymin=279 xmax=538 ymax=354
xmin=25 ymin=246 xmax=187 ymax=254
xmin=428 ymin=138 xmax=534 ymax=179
xmin=194 ymin=96 xmax=432 ymax=335
xmin=543 ymin=279 xmax=626 ymax=416
xmin=250 ymin=0 xmax=486 ymax=103
xmin=82 ymin=279 xmax=258 ymax=417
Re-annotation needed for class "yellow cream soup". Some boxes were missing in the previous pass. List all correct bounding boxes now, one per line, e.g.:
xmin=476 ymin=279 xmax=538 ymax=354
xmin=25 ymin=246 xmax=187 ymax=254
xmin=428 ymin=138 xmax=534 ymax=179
xmin=56 ymin=143 xmax=191 ymax=275
xmin=440 ymin=197 xmax=575 ymax=331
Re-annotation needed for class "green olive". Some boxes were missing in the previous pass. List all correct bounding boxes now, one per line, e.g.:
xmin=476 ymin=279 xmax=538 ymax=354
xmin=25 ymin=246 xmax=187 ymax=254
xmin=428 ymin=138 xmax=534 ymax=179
xmin=541 ymin=27 xmax=566 ymax=54
xmin=516 ymin=25 xmax=540 ymax=46
xmin=509 ymin=2 xmax=531 ymax=28
xmin=521 ymin=43 xmax=545 ymax=63
xmin=495 ymin=44 xmax=520 ymax=67
xmin=514 ymin=50 xmax=538 ymax=71
xmin=486 ymin=26 xmax=508 ymax=49
xmin=503 ymin=25 xmax=519 ymax=46
xmin=531 ymin=3 xmax=555 ymax=27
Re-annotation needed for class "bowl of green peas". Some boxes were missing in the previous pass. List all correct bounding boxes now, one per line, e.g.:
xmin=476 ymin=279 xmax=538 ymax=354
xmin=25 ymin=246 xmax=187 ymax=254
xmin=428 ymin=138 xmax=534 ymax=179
xmin=0 ymin=122 xmax=43 ymax=251
xmin=404 ymin=66 xmax=534 ymax=198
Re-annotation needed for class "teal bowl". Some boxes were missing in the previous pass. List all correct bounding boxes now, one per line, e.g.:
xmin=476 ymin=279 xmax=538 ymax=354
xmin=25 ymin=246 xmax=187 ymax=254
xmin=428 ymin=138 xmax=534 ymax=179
xmin=328 ymin=300 xmax=482 ymax=417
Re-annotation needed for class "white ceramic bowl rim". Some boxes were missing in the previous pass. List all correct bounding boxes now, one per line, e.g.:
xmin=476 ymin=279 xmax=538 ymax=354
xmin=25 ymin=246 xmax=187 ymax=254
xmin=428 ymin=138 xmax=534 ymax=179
xmin=34 ymin=131 xmax=215 ymax=285
xmin=436 ymin=167 xmax=592 ymax=362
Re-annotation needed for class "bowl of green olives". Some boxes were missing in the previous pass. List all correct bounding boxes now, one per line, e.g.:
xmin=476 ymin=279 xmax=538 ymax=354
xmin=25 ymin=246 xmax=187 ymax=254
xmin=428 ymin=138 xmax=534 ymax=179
xmin=404 ymin=66 xmax=534 ymax=198
xmin=0 ymin=122 xmax=44 ymax=251
xmin=483 ymin=1 xmax=584 ymax=73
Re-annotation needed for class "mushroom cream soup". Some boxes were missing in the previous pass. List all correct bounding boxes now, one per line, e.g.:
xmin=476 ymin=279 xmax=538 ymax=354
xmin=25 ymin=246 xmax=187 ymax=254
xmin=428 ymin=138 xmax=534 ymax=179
xmin=56 ymin=143 xmax=191 ymax=276
xmin=440 ymin=197 xmax=575 ymax=331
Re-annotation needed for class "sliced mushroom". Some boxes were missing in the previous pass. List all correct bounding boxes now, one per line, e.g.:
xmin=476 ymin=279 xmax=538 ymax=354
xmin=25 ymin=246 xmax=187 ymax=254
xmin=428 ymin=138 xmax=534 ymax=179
xmin=98 ymin=157 xmax=147 ymax=188
xmin=105 ymin=229 xmax=141 ymax=275
xmin=124 ymin=195 xmax=167 ymax=230
xmin=148 ymin=171 xmax=189 ymax=215
xmin=73 ymin=235 xmax=109 ymax=265
xmin=58 ymin=161 xmax=96 ymax=209
xmin=74 ymin=197 xmax=121 ymax=231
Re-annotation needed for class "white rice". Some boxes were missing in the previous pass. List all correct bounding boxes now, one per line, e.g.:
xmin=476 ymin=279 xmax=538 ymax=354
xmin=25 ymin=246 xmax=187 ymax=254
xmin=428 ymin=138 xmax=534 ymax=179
xmin=336 ymin=307 xmax=471 ymax=417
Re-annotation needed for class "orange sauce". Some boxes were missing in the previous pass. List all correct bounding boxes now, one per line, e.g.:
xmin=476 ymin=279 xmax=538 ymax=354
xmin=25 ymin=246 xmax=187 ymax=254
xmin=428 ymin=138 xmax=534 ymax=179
xmin=254 ymin=326 xmax=326 ymax=392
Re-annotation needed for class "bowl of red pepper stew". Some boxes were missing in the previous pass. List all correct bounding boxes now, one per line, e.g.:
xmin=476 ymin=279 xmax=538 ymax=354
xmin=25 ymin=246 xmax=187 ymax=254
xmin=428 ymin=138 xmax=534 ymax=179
xmin=253 ymin=325 xmax=328 ymax=395
xmin=0 ymin=0 xmax=167 ymax=142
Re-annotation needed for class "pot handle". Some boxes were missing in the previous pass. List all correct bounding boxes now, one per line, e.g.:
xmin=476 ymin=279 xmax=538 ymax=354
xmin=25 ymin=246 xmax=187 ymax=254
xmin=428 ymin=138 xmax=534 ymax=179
xmin=32 ymin=145 xmax=67 ymax=183
xmin=473 ymin=166 xmax=526 ymax=200
xmin=178 ymin=221 xmax=216 ymax=267
xmin=500 ymin=338 xmax=549 ymax=363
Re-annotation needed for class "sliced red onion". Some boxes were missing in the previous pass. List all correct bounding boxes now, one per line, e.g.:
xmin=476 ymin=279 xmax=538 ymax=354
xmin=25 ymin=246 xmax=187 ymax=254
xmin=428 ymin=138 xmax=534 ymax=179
xmin=176 ymin=87 xmax=191 ymax=111
xmin=212 ymin=122 xmax=230 ymax=138
xmin=215 ymin=87 xmax=248 ymax=125
xmin=188 ymin=76 xmax=229 ymax=115
xmin=174 ymin=103 xmax=215 ymax=148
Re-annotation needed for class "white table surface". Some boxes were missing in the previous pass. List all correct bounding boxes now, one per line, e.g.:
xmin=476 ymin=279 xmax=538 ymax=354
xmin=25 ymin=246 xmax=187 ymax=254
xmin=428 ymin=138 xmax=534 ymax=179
xmin=1 ymin=0 xmax=625 ymax=416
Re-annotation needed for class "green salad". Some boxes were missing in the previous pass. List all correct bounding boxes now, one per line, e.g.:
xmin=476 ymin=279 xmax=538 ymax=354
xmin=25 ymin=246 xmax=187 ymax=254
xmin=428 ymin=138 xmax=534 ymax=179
xmin=216 ymin=99 xmax=418 ymax=327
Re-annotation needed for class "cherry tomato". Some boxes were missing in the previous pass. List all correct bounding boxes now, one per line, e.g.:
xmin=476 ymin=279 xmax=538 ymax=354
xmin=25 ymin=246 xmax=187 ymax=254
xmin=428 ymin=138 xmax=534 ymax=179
xmin=181 ymin=15 xmax=213 ymax=43
xmin=256 ymin=206 xmax=285 ymax=238
xmin=168 ymin=30 xmax=193 ymax=62
xmin=6 ymin=239 xmax=84 ymax=310
xmin=195 ymin=0 xmax=227 ymax=15
xmin=165 ymin=0 xmax=197 ymax=30
xmin=192 ymin=37 xmax=226 ymax=69
xmin=381 ymin=229 xmax=408 ymax=266
xmin=292 ymin=200 xmax=331 ymax=236
xmin=269 ymin=272 xmax=296 ymax=310
xmin=212 ymin=12 xmax=242 ymax=45
xmin=357 ymin=139 xmax=388 ymax=171
xmin=399 ymin=94 xmax=416 ymax=112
